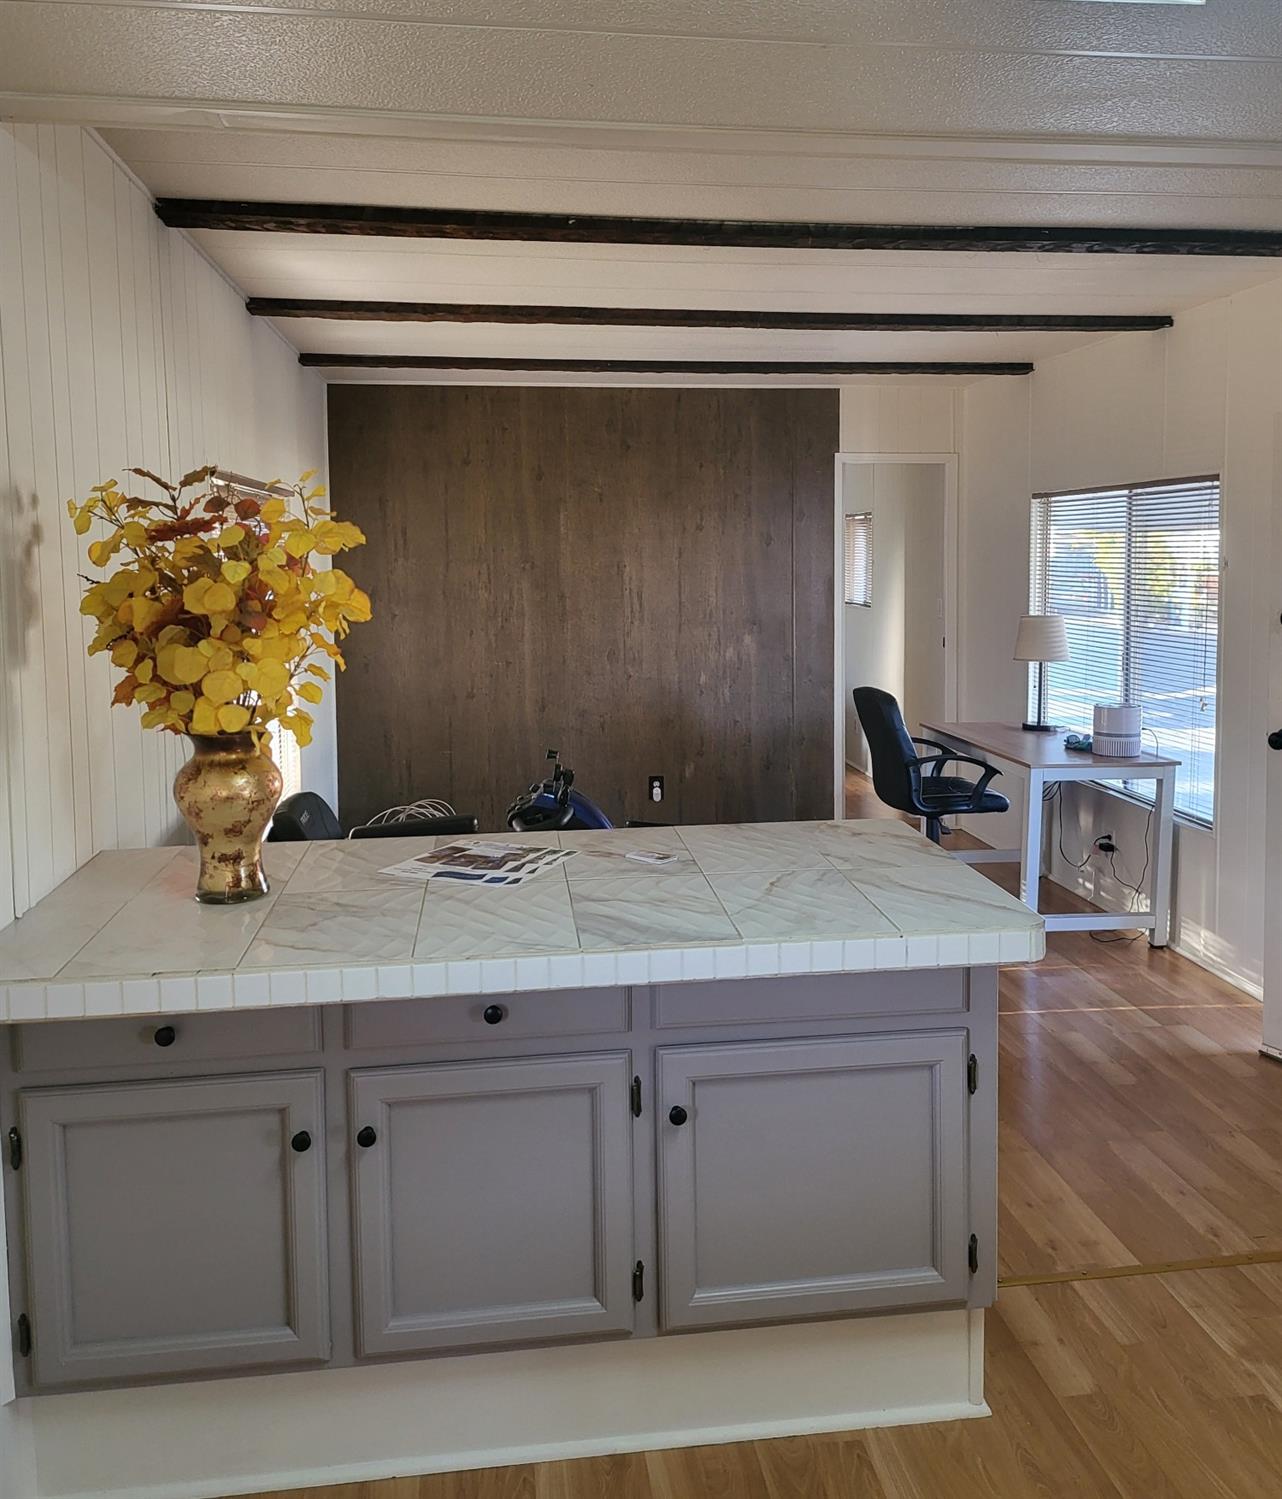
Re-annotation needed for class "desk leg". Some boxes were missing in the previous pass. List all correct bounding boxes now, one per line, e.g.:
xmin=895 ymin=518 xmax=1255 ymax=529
xmin=1020 ymin=770 xmax=1044 ymax=912
xmin=1150 ymin=768 xmax=1175 ymax=948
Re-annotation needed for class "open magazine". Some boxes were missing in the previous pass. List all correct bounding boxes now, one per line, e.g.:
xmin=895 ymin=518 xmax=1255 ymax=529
xmin=380 ymin=839 xmax=575 ymax=887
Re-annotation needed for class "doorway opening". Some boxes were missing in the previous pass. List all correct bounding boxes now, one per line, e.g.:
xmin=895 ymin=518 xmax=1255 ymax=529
xmin=832 ymin=453 xmax=959 ymax=815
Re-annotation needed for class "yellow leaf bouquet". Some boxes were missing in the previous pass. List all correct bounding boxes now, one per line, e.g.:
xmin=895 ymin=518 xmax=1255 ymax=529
xmin=68 ymin=464 xmax=371 ymax=749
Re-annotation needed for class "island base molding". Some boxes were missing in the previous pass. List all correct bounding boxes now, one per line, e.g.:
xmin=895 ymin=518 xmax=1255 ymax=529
xmin=3 ymin=1309 xmax=986 ymax=1499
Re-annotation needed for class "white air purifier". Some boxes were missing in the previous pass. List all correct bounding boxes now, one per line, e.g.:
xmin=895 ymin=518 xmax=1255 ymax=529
xmin=1093 ymin=703 xmax=1142 ymax=757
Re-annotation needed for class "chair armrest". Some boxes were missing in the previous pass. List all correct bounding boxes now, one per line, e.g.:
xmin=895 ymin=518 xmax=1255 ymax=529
xmin=912 ymin=753 xmax=1002 ymax=804
xmin=911 ymin=736 xmax=958 ymax=756
xmin=910 ymin=738 xmax=957 ymax=776
xmin=911 ymin=749 xmax=1001 ymax=809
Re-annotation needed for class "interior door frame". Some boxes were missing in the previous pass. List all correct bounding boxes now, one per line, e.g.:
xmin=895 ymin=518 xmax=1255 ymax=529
xmin=1262 ymin=412 xmax=1282 ymax=1062
xmin=832 ymin=451 xmax=960 ymax=818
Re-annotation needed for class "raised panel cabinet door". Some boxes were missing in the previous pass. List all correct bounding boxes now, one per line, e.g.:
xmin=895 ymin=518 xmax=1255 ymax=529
xmin=350 ymin=1052 xmax=634 ymax=1356
xmin=20 ymin=1071 xmax=330 ymax=1387
xmin=657 ymin=1034 xmax=969 ymax=1330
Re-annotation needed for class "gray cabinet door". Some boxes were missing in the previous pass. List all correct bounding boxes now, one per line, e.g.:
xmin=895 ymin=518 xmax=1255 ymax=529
xmin=350 ymin=1052 xmax=634 ymax=1355
xmin=20 ymin=1071 xmax=329 ymax=1387
xmin=657 ymin=1033 xmax=969 ymax=1329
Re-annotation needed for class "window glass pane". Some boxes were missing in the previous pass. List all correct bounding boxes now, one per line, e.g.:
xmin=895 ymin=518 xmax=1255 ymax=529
xmin=269 ymin=720 xmax=303 ymax=801
xmin=844 ymin=513 xmax=872 ymax=606
xmin=1124 ymin=483 xmax=1219 ymax=824
xmin=1031 ymin=491 xmax=1127 ymax=734
xmin=1029 ymin=479 xmax=1220 ymax=824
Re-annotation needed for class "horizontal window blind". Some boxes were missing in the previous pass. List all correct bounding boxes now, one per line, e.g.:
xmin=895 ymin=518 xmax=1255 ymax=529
xmin=844 ymin=512 xmax=873 ymax=607
xmin=1030 ymin=477 xmax=1220 ymax=825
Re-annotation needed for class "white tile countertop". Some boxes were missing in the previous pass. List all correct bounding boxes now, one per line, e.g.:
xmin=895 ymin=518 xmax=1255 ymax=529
xmin=0 ymin=821 xmax=1044 ymax=1021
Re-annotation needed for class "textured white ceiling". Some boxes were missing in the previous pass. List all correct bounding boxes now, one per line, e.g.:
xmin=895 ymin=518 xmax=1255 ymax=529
xmin=274 ymin=317 xmax=1101 ymax=364
xmin=182 ymin=230 xmax=1282 ymax=308
xmin=13 ymin=0 xmax=1277 ymax=385
xmin=102 ymin=125 xmax=1282 ymax=231
xmin=183 ymin=233 xmax=1280 ymax=377
xmin=5 ymin=0 xmax=1281 ymax=144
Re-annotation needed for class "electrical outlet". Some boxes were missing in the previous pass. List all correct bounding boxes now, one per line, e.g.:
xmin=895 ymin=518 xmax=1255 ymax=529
xmin=1094 ymin=834 xmax=1118 ymax=854
xmin=648 ymin=775 xmax=664 ymax=803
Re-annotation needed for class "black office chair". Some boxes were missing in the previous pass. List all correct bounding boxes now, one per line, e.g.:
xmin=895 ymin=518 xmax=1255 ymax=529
xmin=851 ymin=686 xmax=1008 ymax=844
xmin=350 ymin=815 xmax=479 ymax=839
xmin=266 ymin=791 xmax=343 ymax=842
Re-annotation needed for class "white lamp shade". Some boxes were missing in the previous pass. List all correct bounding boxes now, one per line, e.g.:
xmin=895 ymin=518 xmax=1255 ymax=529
xmin=1014 ymin=613 xmax=1070 ymax=663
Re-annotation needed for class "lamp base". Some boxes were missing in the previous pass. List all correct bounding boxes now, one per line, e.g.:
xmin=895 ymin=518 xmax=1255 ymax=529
xmin=1021 ymin=720 xmax=1058 ymax=734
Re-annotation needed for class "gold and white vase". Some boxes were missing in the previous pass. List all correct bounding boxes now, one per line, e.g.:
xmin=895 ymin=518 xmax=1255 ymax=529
xmin=172 ymin=733 xmax=283 ymax=903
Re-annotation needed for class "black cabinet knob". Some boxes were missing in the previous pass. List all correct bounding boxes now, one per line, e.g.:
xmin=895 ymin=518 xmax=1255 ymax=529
xmin=290 ymin=1130 xmax=312 ymax=1153
xmin=356 ymin=1125 xmax=378 ymax=1149
xmin=1269 ymin=729 xmax=1282 ymax=752
xmin=152 ymin=1025 xmax=177 ymax=1048
xmin=482 ymin=1004 xmax=506 ymax=1025
xmin=668 ymin=1105 xmax=688 ymax=1126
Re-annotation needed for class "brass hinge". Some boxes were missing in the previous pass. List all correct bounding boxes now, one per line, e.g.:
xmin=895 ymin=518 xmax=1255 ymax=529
xmin=967 ymin=1054 xmax=978 ymax=1095
xmin=7 ymin=1128 xmax=21 ymax=1171
xmin=631 ymin=1076 xmax=642 ymax=1118
xmin=16 ymin=1314 xmax=30 ymax=1359
xmin=968 ymin=1234 xmax=979 ymax=1275
xmin=632 ymin=1260 xmax=645 ymax=1302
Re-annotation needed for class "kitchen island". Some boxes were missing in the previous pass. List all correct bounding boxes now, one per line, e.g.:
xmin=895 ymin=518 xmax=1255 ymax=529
xmin=0 ymin=820 xmax=1042 ymax=1499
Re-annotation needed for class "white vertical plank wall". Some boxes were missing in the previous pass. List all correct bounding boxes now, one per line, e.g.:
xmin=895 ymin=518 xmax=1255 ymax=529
xmin=0 ymin=124 xmax=329 ymax=930
xmin=950 ymin=283 xmax=1282 ymax=998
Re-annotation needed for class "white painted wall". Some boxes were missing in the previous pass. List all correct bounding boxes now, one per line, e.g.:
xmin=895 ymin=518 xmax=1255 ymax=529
xmin=901 ymin=470 xmax=946 ymax=735
xmin=0 ymin=124 xmax=332 ymax=932
xmin=844 ymin=467 xmax=899 ymax=772
xmin=839 ymin=386 xmax=957 ymax=456
xmin=843 ymin=463 xmax=946 ymax=773
xmin=951 ymin=287 xmax=1282 ymax=996
xmin=951 ymin=377 xmax=1032 ymax=850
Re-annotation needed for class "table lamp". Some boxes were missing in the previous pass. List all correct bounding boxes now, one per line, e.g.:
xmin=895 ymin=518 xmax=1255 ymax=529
xmin=1014 ymin=613 xmax=1069 ymax=733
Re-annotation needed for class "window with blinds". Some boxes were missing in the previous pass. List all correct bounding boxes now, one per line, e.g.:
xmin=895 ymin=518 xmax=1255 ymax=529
xmin=844 ymin=512 xmax=873 ymax=607
xmin=1029 ymin=476 xmax=1221 ymax=825
xmin=269 ymin=720 xmax=304 ymax=802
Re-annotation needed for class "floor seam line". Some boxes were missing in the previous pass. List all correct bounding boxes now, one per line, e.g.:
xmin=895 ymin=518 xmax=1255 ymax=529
xmin=999 ymin=1247 xmax=1282 ymax=1289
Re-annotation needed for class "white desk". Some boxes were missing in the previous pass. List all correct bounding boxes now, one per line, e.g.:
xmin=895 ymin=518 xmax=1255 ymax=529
xmin=920 ymin=719 xmax=1180 ymax=947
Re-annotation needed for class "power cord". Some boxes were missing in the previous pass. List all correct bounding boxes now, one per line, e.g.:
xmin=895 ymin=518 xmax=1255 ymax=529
xmin=1089 ymin=726 xmax=1160 ymax=943
xmin=1044 ymin=752 xmax=1156 ymax=944
xmin=350 ymin=798 xmax=458 ymax=837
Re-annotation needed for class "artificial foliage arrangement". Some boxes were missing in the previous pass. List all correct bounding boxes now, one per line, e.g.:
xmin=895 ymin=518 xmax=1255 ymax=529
xmin=68 ymin=463 xmax=371 ymax=904
xmin=68 ymin=464 xmax=370 ymax=749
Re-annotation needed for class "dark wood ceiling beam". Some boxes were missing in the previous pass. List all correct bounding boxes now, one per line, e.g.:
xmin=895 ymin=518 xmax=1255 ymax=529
xmin=250 ymin=298 xmax=1172 ymax=332
xmin=299 ymin=355 xmax=1034 ymax=374
xmin=156 ymin=201 xmax=1282 ymax=256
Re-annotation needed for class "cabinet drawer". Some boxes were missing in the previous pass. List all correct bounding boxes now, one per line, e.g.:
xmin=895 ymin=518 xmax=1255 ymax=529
xmin=653 ymin=969 xmax=965 ymax=1030
xmin=345 ymin=987 xmax=630 ymax=1050
xmin=12 ymin=1009 xmax=321 ymax=1075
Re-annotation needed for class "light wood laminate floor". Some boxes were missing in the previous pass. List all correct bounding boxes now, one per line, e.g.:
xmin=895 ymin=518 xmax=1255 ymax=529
xmin=246 ymin=775 xmax=1282 ymax=1499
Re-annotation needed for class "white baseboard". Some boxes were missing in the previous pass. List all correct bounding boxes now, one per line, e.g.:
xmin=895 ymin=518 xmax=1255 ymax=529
xmin=19 ymin=1310 xmax=985 ymax=1499
xmin=1047 ymin=856 xmax=1262 ymax=1000
xmin=1167 ymin=937 xmax=1262 ymax=1002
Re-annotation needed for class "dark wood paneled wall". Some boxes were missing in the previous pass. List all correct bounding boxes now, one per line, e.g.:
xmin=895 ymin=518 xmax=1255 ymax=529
xmin=328 ymin=387 xmax=837 ymax=831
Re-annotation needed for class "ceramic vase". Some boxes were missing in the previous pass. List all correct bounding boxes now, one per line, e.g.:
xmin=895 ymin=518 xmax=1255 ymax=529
xmin=172 ymin=733 xmax=283 ymax=903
